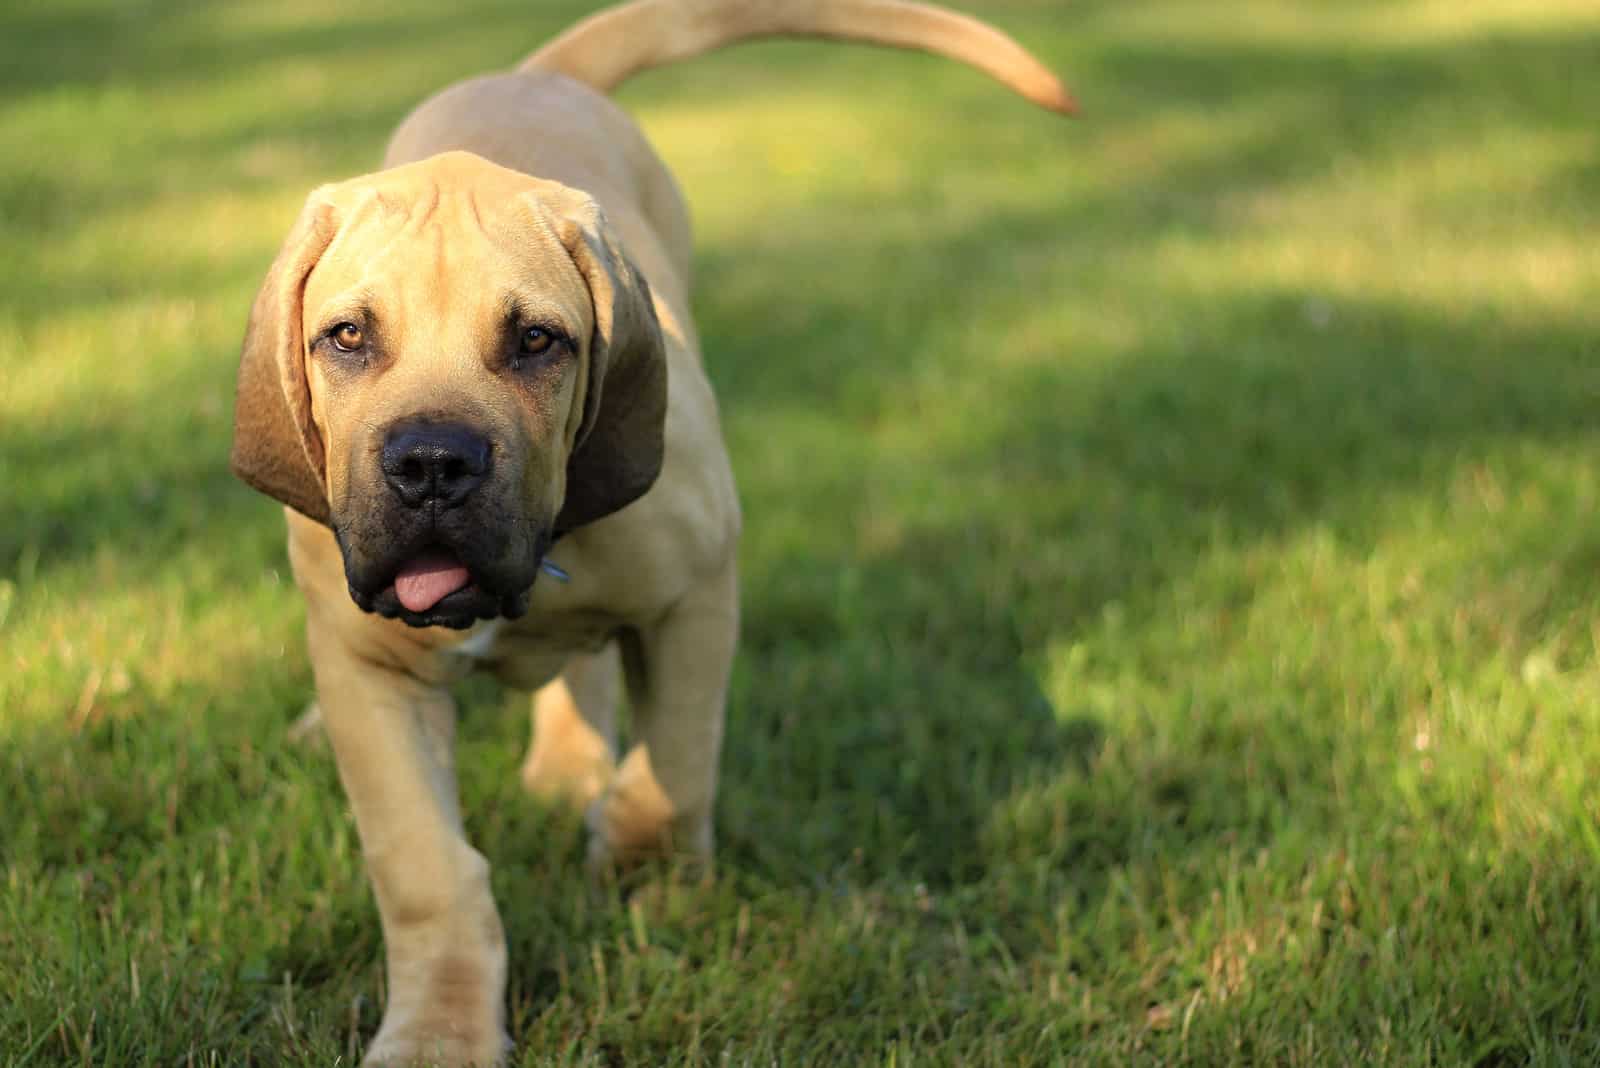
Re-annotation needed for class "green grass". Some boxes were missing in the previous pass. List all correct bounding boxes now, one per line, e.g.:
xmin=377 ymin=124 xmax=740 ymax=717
xmin=3 ymin=0 xmax=1600 ymax=1062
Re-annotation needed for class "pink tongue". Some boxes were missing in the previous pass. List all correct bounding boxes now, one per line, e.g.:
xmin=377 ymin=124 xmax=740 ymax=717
xmin=393 ymin=555 xmax=472 ymax=613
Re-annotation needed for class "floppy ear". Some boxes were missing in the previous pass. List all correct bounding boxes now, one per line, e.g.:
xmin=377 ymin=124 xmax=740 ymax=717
xmin=229 ymin=195 xmax=340 ymax=526
xmin=538 ymin=187 xmax=668 ymax=536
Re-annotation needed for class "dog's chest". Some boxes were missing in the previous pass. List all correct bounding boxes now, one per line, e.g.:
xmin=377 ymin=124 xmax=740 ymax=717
xmin=445 ymin=612 xmax=617 ymax=691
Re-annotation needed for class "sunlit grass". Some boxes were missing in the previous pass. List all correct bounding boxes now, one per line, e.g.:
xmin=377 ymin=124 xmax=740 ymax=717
xmin=4 ymin=0 xmax=1600 ymax=1063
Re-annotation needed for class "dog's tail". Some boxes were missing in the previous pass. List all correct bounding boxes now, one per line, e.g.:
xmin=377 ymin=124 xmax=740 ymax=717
xmin=521 ymin=0 xmax=1075 ymax=115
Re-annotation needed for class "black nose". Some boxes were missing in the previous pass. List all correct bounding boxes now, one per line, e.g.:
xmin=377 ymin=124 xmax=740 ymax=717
xmin=381 ymin=422 xmax=492 ymax=509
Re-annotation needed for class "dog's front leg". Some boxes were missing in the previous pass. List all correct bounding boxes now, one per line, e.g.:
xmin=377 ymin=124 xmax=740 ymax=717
xmin=306 ymin=609 xmax=508 ymax=1068
xmin=594 ymin=560 xmax=738 ymax=866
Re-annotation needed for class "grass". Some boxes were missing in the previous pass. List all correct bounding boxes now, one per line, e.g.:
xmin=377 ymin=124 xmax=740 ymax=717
xmin=3 ymin=0 xmax=1600 ymax=1062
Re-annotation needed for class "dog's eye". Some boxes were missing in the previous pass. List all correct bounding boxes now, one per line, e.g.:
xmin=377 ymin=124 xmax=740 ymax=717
xmin=330 ymin=322 xmax=364 ymax=352
xmin=520 ymin=326 xmax=555 ymax=357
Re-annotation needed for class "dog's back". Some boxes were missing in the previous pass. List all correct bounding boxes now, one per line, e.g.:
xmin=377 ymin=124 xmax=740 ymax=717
xmin=385 ymin=0 xmax=1073 ymax=304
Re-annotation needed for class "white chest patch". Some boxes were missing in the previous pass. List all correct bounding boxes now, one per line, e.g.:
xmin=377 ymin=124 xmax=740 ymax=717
xmin=451 ymin=619 xmax=504 ymax=661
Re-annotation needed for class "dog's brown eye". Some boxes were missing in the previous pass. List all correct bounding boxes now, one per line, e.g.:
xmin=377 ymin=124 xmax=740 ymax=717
xmin=520 ymin=326 xmax=554 ymax=357
xmin=331 ymin=323 xmax=364 ymax=352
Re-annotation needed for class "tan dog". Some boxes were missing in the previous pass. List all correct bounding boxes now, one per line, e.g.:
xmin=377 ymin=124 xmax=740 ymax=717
xmin=231 ymin=1 xmax=1070 ymax=1063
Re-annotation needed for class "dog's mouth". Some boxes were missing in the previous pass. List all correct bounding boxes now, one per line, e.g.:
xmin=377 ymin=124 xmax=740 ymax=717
xmin=393 ymin=553 xmax=473 ymax=613
xmin=344 ymin=546 xmax=535 ymax=630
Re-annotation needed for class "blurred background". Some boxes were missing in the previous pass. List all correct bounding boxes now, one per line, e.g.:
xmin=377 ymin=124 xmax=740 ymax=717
xmin=2 ymin=0 xmax=1598 ymax=1063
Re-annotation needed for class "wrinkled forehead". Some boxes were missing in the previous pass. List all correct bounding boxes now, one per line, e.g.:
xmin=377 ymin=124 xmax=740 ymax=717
xmin=302 ymin=177 xmax=590 ymax=342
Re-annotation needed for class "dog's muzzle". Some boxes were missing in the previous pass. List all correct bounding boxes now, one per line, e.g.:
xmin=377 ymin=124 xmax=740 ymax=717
xmin=335 ymin=420 xmax=544 ymax=629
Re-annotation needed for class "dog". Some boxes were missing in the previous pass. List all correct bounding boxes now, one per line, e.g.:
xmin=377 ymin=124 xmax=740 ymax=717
xmin=230 ymin=1 xmax=1071 ymax=1062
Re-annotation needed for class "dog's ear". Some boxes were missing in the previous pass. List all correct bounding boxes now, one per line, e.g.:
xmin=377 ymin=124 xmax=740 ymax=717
xmin=230 ymin=193 xmax=340 ymax=526
xmin=536 ymin=185 xmax=668 ymax=535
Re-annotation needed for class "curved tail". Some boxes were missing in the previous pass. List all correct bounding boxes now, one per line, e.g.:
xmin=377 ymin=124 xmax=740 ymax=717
xmin=522 ymin=0 xmax=1076 ymax=115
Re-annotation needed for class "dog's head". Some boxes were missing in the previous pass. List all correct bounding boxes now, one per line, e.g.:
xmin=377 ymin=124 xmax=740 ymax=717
xmin=231 ymin=152 xmax=666 ymax=629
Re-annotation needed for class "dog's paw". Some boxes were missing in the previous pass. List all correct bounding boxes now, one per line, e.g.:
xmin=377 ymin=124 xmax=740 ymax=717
xmin=585 ymin=745 xmax=712 ymax=875
xmin=361 ymin=952 xmax=509 ymax=1068
xmin=362 ymin=1028 xmax=510 ymax=1068
xmin=520 ymin=720 xmax=614 ymax=814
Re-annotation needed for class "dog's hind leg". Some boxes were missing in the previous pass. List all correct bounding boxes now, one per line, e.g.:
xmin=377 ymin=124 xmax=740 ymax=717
xmin=521 ymin=644 xmax=621 ymax=812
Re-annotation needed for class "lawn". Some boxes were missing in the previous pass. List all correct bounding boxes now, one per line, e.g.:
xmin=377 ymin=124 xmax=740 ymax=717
xmin=3 ymin=0 xmax=1599 ymax=1063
